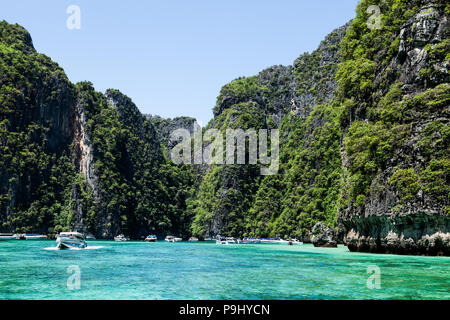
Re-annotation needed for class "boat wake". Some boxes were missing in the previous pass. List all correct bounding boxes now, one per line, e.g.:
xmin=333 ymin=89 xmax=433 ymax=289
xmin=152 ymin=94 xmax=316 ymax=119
xmin=44 ymin=246 xmax=105 ymax=251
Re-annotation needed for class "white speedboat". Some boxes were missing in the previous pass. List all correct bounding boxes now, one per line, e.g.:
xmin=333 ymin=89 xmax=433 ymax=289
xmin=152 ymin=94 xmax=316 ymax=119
xmin=288 ymin=239 xmax=303 ymax=245
xmin=114 ymin=234 xmax=130 ymax=241
xmin=56 ymin=232 xmax=87 ymax=249
xmin=242 ymin=237 xmax=261 ymax=244
xmin=216 ymin=236 xmax=226 ymax=244
xmin=145 ymin=235 xmax=157 ymax=242
xmin=24 ymin=234 xmax=47 ymax=240
xmin=227 ymin=237 xmax=241 ymax=244
xmin=165 ymin=236 xmax=182 ymax=242
xmin=216 ymin=236 xmax=240 ymax=245
xmin=188 ymin=237 xmax=198 ymax=242
xmin=86 ymin=234 xmax=96 ymax=240
xmin=260 ymin=238 xmax=281 ymax=244
xmin=0 ymin=233 xmax=17 ymax=241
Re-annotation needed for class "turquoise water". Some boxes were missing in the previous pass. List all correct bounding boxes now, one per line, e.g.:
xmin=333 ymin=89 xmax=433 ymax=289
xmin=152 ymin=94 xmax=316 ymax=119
xmin=0 ymin=240 xmax=449 ymax=300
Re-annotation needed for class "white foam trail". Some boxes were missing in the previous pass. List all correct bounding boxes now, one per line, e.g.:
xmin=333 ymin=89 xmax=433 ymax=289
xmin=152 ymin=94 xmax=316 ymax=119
xmin=43 ymin=246 xmax=105 ymax=251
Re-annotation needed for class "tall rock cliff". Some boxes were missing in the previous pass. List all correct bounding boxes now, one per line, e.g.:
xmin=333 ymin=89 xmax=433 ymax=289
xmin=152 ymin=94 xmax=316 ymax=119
xmin=0 ymin=21 xmax=196 ymax=238
xmin=190 ymin=0 xmax=449 ymax=256
xmin=1 ymin=0 xmax=448 ymax=255
xmin=0 ymin=21 xmax=77 ymax=234
xmin=190 ymin=24 xmax=348 ymax=238
xmin=337 ymin=0 xmax=449 ymax=255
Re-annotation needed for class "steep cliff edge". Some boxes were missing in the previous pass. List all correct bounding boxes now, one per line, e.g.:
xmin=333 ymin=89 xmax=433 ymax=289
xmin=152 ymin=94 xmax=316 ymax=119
xmin=0 ymin=21 xmax=195 ymax=238
xmin=337 ymin=0 xmax=449 ymax=255
xmin=190 ymin=24 xmax=348 ymax=238
xmin=1 ymin=0 xmax=448 ymax=255
xmin=0 ymin=21 xmax=78 ymax=234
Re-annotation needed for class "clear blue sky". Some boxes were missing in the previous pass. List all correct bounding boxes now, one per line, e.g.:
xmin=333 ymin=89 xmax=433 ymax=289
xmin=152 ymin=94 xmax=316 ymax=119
xmin=2 ymin=0 xmax=360 ymax=124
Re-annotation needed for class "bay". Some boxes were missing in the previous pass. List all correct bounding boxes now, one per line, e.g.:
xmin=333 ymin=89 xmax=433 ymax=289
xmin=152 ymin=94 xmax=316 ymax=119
xmin=0 ymin=241 xmax=448 ymax=300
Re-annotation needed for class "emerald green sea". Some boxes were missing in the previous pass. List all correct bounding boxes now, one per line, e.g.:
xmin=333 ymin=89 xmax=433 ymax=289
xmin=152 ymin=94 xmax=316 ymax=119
xmin=0 ymin=241 xmax=448 ymax=300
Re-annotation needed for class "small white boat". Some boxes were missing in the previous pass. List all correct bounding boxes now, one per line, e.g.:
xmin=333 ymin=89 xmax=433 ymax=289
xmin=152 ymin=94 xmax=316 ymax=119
xmin=287 ymin=239 xmax=303 ymax=245
xmin=145 ymin=235 xmax=157 ymax=242
xmin=260 ymin=238 xmax=282 ymax=244
xmin=114 ymin=234 xmax=130 ymax=241
xmin=165 ymin=236 xmax=182 ymax=242
xmin=24 ymin=234 xmax=47 ymax=240
xmin=242 ymin=237 xmax=261 ymax=244
xmin=188 ymin=237 xmax=198 ymax=242
xmin=0 ymin=233 xmax=17 ymax=241
xmin=56 ymin=232 xmax=87 ymax=249
xmin=86 ymin=234 xmax=96 ymax=240
xmin=216 ymin=236 xmax=240 ymax=245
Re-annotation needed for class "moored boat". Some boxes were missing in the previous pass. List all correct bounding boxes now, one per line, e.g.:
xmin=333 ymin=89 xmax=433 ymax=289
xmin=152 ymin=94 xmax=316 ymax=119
xmin=242 ymin=237 xmax=261 ymax=244
xmin=24 ymin=234 xmax=47 ymax=240
xmin=260 ymin=238 xmax=284 ymax=244
xmin=216 ymin=238 xmax=226 ymax=245
xmin=114 ymin=234 xmax=130 ymax=241
xmin=188 ymin=237 xmax=198 ymax=242
xmin=56 ymin=232 xmax=87 ymax=249
xmin=145 ymin=235 xmax=157 ymax=242
xmin=216 ymin=236 xmax=240 ymax=245
xmin=226 ymin=237 xmax=240 ymax=244
xmin=287 ymin=239 xmax=303 ymax=245
xmin=0 ymin=233 xmax=17 ymax=241
xmin=165 ymin=236 xmax=182 ymax=242
xmin=86 ymin=234 xmax=96 ymax=240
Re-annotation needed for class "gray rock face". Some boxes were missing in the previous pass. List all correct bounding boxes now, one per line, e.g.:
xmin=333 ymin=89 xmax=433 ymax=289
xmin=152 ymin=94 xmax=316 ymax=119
xmin=199 ymin=24 xmax=349 ymax=238
xmin=212 ymin=23 xmax=349 ymax=124
xmin=146 ymin=114 xmax=196 ymax=149
xmin=311 ymin=223 xmax=338 ymax=248
xmin=339 ymin=0 xmax=450 ymax=256
xmin=0 ymin=22 xmax=76 ymax=233
xmin=397 ymin=2 xmax=449 ymax=89
xmin=73 ymin=96 xmax=97 ymax=197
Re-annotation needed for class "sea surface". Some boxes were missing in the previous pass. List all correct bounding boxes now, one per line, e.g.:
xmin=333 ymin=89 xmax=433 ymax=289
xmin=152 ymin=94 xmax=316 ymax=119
xmin=0 ymin=240 xmax=448 ymax=300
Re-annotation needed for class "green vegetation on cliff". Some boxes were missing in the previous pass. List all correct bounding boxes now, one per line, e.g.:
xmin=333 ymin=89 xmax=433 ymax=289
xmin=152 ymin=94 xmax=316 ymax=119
xmin=0 ymin=0 xmax=448 ymax=248
xmin=0 ymin=21 xmax=197 ymax=238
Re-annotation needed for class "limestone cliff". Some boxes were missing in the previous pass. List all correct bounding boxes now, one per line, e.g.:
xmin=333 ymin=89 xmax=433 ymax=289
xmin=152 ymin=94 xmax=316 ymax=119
xmin=338 ymin=0 xmax=449 ymax=255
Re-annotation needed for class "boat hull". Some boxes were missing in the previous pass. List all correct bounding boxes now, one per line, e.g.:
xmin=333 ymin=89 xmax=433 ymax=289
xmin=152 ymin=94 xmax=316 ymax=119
xmin=57 ymin=237 xmax=87 ymax=249
xmin=25 ymin=235 xmax=47 ymax=240
xmin=114 ymin=236 xmax=130 ymax=241
xmin=216 ymin=240 xmax=239 ymax=245
xmin=165 ymin=237 xmax=182 ymax=242
xmin=0 ymin=236 xmax=17 ymax=241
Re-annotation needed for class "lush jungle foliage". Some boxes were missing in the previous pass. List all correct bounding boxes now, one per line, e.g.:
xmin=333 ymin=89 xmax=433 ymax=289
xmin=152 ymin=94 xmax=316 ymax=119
xmin=0 ymin=21 xmax=197 ymax=238
xmin=1 ymin=0 xmax=448 ymax=239
xmin=190 ymin=0 xmax=449 ymax=239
